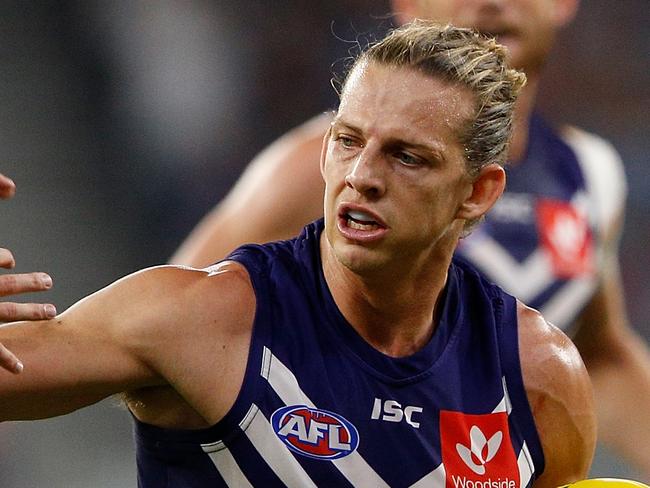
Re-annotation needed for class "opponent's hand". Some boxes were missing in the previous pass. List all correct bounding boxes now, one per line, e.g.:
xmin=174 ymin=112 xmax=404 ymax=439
xmin=0 ymin=172 xmax=16 ymax=199
xmin=0 ymin=248 xmax=56 ymax=322
xmin=0 ymin=248 xmax=57 ymax=375
xmin=0 ymin=172 xmax=57 ymax=374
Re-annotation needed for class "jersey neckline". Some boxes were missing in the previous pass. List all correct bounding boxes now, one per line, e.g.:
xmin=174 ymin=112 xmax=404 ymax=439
xmin=308 ymin=219 xmax=463 ymax=385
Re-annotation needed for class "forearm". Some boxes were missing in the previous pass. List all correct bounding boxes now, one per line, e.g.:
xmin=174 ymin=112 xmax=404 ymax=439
xmin=0 ymin=320 xmax=118 ymax=421
xmin=0 ymin=273 xmax=168 ymax=422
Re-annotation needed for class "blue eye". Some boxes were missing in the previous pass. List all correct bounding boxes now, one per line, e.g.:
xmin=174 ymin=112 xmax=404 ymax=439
xmin=396 ymin=152 xmax=420 ymax=166
xmin=335 ymin=135 xmax=357 ymax=149
xmin=340 ymin=137 xmax=354 ymax=147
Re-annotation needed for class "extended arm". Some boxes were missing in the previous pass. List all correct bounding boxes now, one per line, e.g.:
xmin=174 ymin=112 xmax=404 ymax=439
xmin=0 ymin=268 xmax=166 ymax=420
xmin=0 ymin=263 xmax=254 ymax=424
xmin=170 ymin=113 xmax=331 ymax=267
xmin=518 ymin=303 xmax=597 ymax=487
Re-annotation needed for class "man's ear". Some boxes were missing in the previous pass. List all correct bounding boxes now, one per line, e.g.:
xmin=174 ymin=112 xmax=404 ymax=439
xmin=390 ymin=0 xmax=420 ymax=25
xmin=456 ymin=163 xmax=506 ymax=221
xmin=320 ymin=127 xmax=332 ymax=180
xmin=553 ymin=0 xmax=580 ymax=28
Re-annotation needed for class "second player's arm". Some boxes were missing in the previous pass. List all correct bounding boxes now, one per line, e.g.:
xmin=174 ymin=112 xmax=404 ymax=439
xmin=572 ymin=222 xmax=650 ymax=478
xmin=170 ymin=113 xmax=331 ymax=267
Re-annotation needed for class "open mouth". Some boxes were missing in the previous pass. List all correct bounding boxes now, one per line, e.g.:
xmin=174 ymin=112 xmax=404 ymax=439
xmin=345 ymin=210 xmax=383 ymax=231
xmin=336 ymin=207 xmax=388 ymax=243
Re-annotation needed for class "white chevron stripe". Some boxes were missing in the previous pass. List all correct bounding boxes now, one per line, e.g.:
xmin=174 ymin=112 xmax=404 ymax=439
xmin=492 ymin=396 xmax=507 ymax=414
xmin=540 ymin=275 xmax=597 ymax=329
xmin=517 ymin=442 xmax=534 ymax=488
xmin=245 ymin=404 xmax=318 ymax=487
xmin=562 ymin=126 xmax=627 ymax=235
xmin=409 ymin=462 xmax=446 ymax=488
xmin=263 ymin=347 xmax=391 ymax=488
xmin=265 ymin=347 xmax=314 ymax=408
xmin=503 ymin=376 xmax=513 ymax=415
xmin=491 ymin=377 xmax=512 ymax=415
xmin=202 ymin=441 xmax=254 ymax=488
xmin=501 ymin=378 xmax=537 ymax=487
xmin=460 ymin=234 xmax=553 ymax=301
xmin=461 ymin=189 xmax=593 ymax=308
xmin=202 ymin=403 xmax=315 ymax=487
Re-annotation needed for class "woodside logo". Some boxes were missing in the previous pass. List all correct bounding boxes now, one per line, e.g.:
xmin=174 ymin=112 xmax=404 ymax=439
xmin=451 ymin=476 xmax=517 ymax=488
xmin=440 ymin=411 xmax=519 ymax=486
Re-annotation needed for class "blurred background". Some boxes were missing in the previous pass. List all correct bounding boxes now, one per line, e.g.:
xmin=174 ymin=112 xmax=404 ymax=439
xmin=0 ymin=1 xmax=647 ymax=485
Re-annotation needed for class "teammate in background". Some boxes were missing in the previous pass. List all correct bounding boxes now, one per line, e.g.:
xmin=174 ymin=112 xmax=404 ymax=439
xmin=0 ymin=172 xmax=56 ymax=373
xmin=0 ymin=23 xmax=594 ymax=486
xmin=171 ymin=0 xmax=650 ymax=476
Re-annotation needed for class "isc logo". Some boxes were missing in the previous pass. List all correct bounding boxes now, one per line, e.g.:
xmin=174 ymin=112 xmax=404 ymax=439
xmin=271 ymin=405 xmax=359 ymax=460
xmin=371 ymin=398 xmax=423 ymax=428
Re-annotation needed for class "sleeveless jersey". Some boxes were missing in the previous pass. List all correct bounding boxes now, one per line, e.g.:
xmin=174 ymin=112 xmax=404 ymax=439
xmin=134 ymin=220 xmax=544 ymax=487
xmin=456 ymin=113 xmax=626 ymax=333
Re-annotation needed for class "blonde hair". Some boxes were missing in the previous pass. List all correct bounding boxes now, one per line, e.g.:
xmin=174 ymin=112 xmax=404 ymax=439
xmin=342 ymin=20 xmax=526 ymax=175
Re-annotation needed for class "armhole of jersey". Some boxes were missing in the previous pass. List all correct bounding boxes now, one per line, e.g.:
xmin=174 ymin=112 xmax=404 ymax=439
xmin=495 ymin=293 xmax=546 ymax=480
xmin=131 ymin=251 xmax=273 ymax=450
xmin=560 ymin=125 xmax=627 ymax=241
xmin=222 ymin=250 xmax=274 ymax=435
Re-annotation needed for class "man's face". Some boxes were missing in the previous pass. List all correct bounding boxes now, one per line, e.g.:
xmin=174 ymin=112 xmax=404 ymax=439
xmin=321 ymin=61 xmax=475 ymax=274
xmin=396 ymin=0 xmax=575 ymax=73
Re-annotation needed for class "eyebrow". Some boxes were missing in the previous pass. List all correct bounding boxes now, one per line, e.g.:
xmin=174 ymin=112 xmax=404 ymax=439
xmin=330 ymin=117 xmax=358 ymax=133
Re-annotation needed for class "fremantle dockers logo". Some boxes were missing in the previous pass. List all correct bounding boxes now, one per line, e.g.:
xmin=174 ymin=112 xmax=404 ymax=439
xmin=537 ymin=198 xmax=594 ymax=278
xmin=271 ymin=405 xmax=360 ymax=460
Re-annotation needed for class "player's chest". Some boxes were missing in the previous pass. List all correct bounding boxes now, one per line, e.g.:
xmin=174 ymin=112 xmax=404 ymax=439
xmin=255 ymin=352 xmax=530 ymax=487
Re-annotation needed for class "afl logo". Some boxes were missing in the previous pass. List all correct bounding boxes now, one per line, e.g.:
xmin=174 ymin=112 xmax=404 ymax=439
xmin=271 ymin=405 xmax=359 ymax=460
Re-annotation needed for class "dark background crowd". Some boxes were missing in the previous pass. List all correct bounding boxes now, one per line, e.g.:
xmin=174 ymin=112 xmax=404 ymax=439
xmin=0 ymin=1 xmax=647 ymax=485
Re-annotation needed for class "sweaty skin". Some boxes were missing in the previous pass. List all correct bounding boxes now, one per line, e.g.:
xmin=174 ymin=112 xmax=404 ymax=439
xmin=171 ymin=0 xmax=650 ymax=477
xmin=0 ymin=59 xmax=595 ymax=486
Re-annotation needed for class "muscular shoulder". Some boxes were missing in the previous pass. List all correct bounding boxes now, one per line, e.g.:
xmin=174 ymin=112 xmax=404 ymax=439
xmin=517 ymin=301 xmax=596 ymax=486
xmin=93 ymin=262 xmax=256 ymax=362
xmin=124 ymin=261 xmax=254 ymax=334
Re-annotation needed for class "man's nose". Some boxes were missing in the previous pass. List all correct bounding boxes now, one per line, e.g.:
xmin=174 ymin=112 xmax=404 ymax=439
xmin=344 ymin=148 xmax=386 ymax=198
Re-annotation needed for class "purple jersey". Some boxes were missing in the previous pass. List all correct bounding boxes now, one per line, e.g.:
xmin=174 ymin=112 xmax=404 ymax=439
xmin=457 ymin=114 xmax=626 ymax=332
xmin=134 ymin=219 xmax=543 ymax=487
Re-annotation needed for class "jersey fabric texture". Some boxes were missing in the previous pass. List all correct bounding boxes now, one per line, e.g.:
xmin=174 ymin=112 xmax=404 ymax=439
xmin=134 ymin=219 xmax=544 ymax=488
xmin=456 ymin=113 xmax=626 ymax=332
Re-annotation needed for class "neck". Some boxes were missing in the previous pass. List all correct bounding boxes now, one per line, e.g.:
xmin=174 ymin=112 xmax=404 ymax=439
xmin=320 ymin=226 xmax=459 ymax=358
xmin=508 ymin=73 xmax=539 ymax=164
